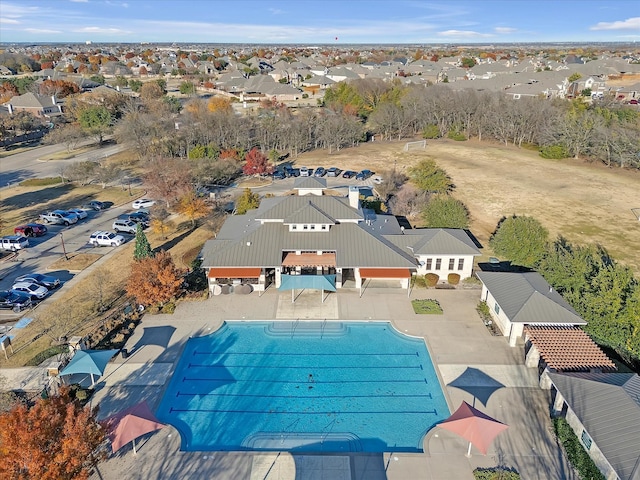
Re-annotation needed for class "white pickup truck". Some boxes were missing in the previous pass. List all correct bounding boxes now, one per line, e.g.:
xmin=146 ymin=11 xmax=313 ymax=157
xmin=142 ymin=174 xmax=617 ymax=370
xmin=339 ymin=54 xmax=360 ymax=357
xmin=39 ymin=210 xmax=78 ymax=226
xmin=88 ymin=231 xmax=125 ymax=247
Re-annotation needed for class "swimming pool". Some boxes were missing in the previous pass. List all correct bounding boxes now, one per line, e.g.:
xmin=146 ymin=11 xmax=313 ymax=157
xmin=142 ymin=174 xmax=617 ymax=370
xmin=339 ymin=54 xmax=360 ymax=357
xmin=155 ymin=321 xmax=449 ymax=453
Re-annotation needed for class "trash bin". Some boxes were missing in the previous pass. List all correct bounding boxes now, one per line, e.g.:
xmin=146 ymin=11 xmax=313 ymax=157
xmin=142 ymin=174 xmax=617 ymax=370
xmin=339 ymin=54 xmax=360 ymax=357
xmin=121 ymin=349 xmax=128 ymax=359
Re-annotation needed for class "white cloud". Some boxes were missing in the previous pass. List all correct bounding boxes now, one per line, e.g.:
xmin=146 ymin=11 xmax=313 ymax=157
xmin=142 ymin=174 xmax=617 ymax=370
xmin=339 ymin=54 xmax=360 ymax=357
xmin=268 ymin=8 xmax=285 ymax=15
xmin=74 ymin=26 xmax=129 ymax=34
xmin=69 ymin=0 xmax=89 ymax=3
xmin=438 ymin=29 xmax=493 ymax=38
xmin=25 ymin=28 xmax=62 ymax=34
xmin=0 ymin=18 xmax=20 ymax=24
xmin=590 ymin=17 xmax=640 ymax=31
xmin=495 ymin=27 xmax=516 ymax=34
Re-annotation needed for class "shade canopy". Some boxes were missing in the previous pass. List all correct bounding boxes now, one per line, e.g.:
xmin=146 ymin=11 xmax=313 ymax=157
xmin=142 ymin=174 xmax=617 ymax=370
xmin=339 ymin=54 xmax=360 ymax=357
xmin=102 ymin=401 xmax=165 ymax=453
xmin=437 ymin=401 xmax=508 ymax=455
xmin=279 ymin=274 xmax=336 ymax=292
xmin=60 ymin=349 xmax=118 ymax=377
xmin=448 ymin=367 xmax=505 ymax=406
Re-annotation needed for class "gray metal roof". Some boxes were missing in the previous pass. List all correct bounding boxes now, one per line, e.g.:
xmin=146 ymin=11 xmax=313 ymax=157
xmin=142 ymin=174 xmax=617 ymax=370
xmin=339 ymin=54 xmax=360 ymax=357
xmin=476 ymin=271 xmax=586 ymax=325
xmin=388 ymin=228 xmax=481 ymax=256
xmin=293 ymin=177 xmax=327 ymax=190
xmin=283 ymin=201 xmax=336 ymax=225
xmin=256 ymin=195 xmax=362 ymax=222
xmin=202 ymin=220 xmax=417 ymax=269
xmin=548 ymin=372 xmax=640 ymax=480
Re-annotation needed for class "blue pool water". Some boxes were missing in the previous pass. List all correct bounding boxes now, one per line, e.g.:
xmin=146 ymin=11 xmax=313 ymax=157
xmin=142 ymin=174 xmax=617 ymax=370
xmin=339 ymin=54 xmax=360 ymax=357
xmin=155 ymin=321 xmax=449 ymax=453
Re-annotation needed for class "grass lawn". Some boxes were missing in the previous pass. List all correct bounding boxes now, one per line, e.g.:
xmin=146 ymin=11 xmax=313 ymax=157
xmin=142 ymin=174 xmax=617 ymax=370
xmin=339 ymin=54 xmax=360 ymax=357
xmin=412 ymin=299 xmax=443 ymax=314
xmin=47 ymin=253 xmax=102 ymax=272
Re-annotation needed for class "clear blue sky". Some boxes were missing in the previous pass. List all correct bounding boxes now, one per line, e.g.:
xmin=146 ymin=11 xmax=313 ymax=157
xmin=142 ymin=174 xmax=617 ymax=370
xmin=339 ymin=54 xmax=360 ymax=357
xmin=1 ymin=0 xmax=639 ymax=44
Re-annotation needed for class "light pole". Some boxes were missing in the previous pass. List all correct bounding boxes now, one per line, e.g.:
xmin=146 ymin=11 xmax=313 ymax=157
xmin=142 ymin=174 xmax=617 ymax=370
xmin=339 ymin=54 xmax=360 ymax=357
xmin=59 ymin=233 xmax=68 ymax=260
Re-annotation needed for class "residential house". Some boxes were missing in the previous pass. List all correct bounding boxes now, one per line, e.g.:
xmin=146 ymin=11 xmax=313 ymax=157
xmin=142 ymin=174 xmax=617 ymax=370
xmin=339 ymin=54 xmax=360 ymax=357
xmin=476 ymin=271 xmax=587 ymax=346
xmin=4 ymin=92 xmax=62 ymax=117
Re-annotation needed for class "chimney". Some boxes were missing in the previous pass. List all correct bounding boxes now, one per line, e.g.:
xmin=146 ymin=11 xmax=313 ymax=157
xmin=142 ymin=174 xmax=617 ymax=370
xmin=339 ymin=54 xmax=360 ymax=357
xmin=348 ymin=186 xmax=360 ymax=210
xmin=7 ymin=103 xmax=13 ymax=115
xmin=51 ymin=95 xmax=56 ymax=106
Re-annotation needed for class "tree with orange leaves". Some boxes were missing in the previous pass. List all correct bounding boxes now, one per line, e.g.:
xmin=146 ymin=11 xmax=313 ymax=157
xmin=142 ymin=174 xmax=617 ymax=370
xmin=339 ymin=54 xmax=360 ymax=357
xmin=177 ymin=192 xmax=210 ymax=227
xmin=207 ymin=96 xmax=232 ymax=113
xmin=126 ymin=250 xmax=185 ymax=307
xmin=0 ymin=386 xmax=106 ymax=480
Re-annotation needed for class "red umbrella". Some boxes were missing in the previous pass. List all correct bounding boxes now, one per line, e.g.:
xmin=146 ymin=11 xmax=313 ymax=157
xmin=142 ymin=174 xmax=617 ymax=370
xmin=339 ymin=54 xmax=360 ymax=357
xmin=437 ymin=401 xmax=508 ymax=456
xmin=102 ymin=401 xmax=165 ymax=454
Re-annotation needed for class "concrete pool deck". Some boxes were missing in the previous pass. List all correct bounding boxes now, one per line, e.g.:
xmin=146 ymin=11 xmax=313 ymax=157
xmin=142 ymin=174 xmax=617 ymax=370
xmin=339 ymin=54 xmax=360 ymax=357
xmin=89 ymin=287 xmax=577 ymax=480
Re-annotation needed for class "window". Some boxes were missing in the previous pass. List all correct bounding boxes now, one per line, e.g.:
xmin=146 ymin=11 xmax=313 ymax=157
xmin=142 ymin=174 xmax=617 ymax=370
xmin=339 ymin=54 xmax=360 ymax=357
xmin=425 ymin=259 xmax=432 ymax=270
xmin=448 ymin=259 xmax=455 ymax=270
xmin=310 ymin=225 xmax=315 ymax=230
xmin=435 ymin=259 xmax=442 ymax=270
xmin=581 ymin=430 xmax=592 ymax=450
xmin=494 ymin=303 xmax=500 ymax=315
xmin=458 ymin=259 xmax=464 ymax=270
xmin=321 ymin=225 xmax=327 ymax=230
xmin=292 ymin=225 xmax=297 ymax=230
xmin=303 ymin=225 xmax=308 ymax=230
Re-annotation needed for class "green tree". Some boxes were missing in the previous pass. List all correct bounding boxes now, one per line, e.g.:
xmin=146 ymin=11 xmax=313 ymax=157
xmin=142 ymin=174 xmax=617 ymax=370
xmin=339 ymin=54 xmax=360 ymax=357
xmin=179 ymin=81 xmax=196 ymax=95
xmin=422 ymin=195 xmax=469 ymax=228
xmin=77 ymin=105 xmax=112 ymax=144
xmin=408 ymin=158 xmax=453 ymax=193
xmin=235 ymin=188 xmax=260 ymax=214
xmin=460 ymin=57 xmax=476 ymax=68
xmin=489 ymin=215 xmax=549 ymax=267
xmin=133 ymin=222 xmax=153 ymax=260
xmin=568 ymin=72 xmax=582 ymax=83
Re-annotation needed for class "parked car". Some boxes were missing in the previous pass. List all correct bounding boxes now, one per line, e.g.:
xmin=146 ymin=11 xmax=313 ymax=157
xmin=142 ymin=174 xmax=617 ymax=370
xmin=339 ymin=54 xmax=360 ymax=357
xmin=113 ymin=219 xmax=138 ymax=235
xmin=15 ymin=273 xmax=61 ymax=289
xmin=314 ymin=167 xmax=326 ymax=177
xmin=132 ymin=198 xmax=156 ymax=209
xmin=629 ymin=99 xmax=639 ymax=105
xmin=39 ymin=210 xmax=78 ymax=226
xmin=12 ymin=282 xmax=48 ymax=300
xmin=118 ymin=212 xmax=149 ymax=226
xmin=299 ymin=167 xmax=310 ymax=177
xmin=14 ymin=223 xmax=47 ymax=237
xmin=356 ymin=169 xmax=374 ymax=180
xmin=372 ymin=176 xmax=384 ymax=185
xmin=0 ymin=290 xmax=32 ymax=312
xmin=81 ymin=200 xmax=105 ymax=211
xmin=342 ymin=170 xmax=357 ymax=179
xmin=67 ymin=208 xmax=88 ymax=220
xmin=88 ymin=231 xmax=125 ymax=247
xmin=0 ymin=235 xmax=29 ymax=251
xmin=326 ymin=167 xmax=342 ymax=177
xmin=272 ymin=170 xmax=286 ymax=180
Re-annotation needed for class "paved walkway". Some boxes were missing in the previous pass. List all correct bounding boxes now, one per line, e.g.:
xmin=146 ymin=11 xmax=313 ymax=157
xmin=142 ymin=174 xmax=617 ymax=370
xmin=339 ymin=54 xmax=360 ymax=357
xmin=89 ymin=287 xmax=577 ymax=480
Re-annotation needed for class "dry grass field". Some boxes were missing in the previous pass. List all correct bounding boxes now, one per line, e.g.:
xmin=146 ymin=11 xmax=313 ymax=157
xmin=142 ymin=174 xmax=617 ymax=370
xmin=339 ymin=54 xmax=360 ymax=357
xmin=295 ymin=138 xmax=640 ymax=273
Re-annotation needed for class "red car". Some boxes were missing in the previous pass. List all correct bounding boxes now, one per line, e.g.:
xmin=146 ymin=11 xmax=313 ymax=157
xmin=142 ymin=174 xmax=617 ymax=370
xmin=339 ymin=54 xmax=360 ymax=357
xmin=14 ymin=223 xmax=48 ymax=237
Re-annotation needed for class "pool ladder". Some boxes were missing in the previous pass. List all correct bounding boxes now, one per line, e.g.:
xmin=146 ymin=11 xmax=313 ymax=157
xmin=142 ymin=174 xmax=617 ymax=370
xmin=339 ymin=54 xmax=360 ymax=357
xmin=291 ymin=319 xmax=299 ymax=338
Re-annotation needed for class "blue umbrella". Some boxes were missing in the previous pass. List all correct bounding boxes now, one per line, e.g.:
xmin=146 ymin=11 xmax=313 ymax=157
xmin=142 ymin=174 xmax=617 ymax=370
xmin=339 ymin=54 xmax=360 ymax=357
xmin=60 ymin=349 xmax=118 ymax=386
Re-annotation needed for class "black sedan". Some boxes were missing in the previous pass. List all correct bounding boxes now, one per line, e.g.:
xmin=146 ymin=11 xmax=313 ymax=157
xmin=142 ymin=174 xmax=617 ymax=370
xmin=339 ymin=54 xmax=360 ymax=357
xmin=0 ymin=290 xmax=32 ymax=312
xmin=342 ymin=170 xmax=357 ymax=179
xmin=15 ymin=273 xmax=61 ymax=290
xmin=356 ymin=169 xmax=374 ymax=180
xmin=314 ymin=167 xmax=326 ymax=177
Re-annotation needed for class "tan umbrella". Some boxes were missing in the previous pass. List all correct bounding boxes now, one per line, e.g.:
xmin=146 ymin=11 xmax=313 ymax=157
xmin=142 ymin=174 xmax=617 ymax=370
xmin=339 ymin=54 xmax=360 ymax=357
xmin=437 ymin=401 xmax=508 ymax=456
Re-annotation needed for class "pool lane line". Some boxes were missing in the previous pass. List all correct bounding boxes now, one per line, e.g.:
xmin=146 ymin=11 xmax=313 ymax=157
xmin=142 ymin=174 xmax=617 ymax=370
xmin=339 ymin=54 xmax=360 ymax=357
xmin=187 ymin=363 xmax=423 ymax=369
xmin=174 ymin=392 xmax=434 ymax=399
xmin=181 ymin=377 xmax=430 ymax=384
xmin=191 ymin=351 xmax=419 ymax=356
xmin=168 ymin=407 xmax=440 ymax=415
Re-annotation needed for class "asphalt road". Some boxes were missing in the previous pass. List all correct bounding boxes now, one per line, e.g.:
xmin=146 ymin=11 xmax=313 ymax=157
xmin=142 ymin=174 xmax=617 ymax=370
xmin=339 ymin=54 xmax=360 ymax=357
xmin=0 ymin=140 xmax=126 ymax=187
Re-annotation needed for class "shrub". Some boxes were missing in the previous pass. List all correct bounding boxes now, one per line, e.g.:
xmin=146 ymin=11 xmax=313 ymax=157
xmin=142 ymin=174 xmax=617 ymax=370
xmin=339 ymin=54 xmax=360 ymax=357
xmin=25 ymin=345 xmax=67 ymax=366
xmin=447 ymin=273 xmax=460 ymax=285
xmin=19 ymin=177 xmax=64 ymax=186
xmin=539 ymin=144 xmax=569 ymax=159
xmin=302 ymin=93 xmax=309 ymax=99
xmin=447 ymin=130 xmax=466 ymax=141
xmin=422 ymin=195 xmax=469 ymax=228
xmin=425 ymin=273 xmax=439 ymax=287
xmin=476 ymin=301 xmax=492 ymax=324
xmin=161 ymin=301 xmax=176 ymax=314
xmin=553 ymin=418 xmax=605 ymax=480
xmin=473 ymin=467 xmax=520 ymax=480
xmin=422 ymin=124 xmax=440 ymax=139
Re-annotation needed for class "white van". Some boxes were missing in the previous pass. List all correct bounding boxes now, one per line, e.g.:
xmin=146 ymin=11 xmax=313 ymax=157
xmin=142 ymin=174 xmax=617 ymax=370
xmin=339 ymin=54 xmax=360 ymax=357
xmin=0 ymin=235 xmax=29 ymax=251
